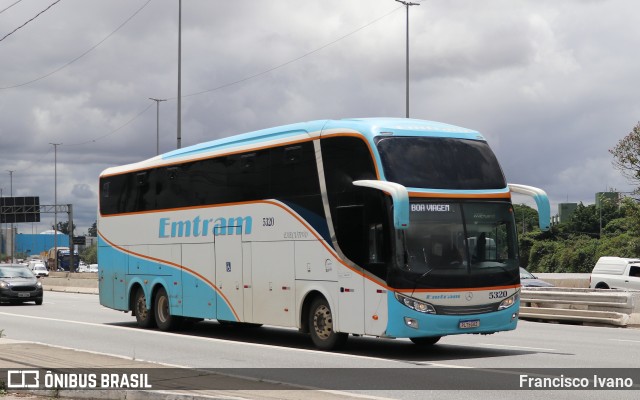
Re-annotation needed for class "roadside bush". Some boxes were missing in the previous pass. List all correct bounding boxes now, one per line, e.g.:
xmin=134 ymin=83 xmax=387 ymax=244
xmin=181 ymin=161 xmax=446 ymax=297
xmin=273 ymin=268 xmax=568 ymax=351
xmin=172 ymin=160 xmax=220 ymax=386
xmin=528 ymin=241 xmax=562 ymax=273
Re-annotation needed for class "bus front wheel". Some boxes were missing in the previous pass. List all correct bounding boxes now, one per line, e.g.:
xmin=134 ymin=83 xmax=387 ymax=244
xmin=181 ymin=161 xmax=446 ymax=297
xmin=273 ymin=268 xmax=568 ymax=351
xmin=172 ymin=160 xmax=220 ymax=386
xmin=154 ymin=287 xmax=181 ymax=331
xmin=308 ymin=297 xmax=347 ymax=350
xmin=134 ymin=287 xmax=156 ymax=329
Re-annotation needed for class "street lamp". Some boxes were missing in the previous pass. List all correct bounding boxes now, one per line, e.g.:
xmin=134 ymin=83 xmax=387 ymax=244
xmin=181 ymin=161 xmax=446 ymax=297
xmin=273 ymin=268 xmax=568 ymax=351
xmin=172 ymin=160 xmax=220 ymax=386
xmin=177 ymin=0 xmax=182 ymax=149
xmin=0 ymin=187 xmax=3 ymax=260
xmin=149 ymin=98 xmax=167 ymax=155
xmin=7 ymin=170 xmax=13 ymax=263
xmin=395 ymin=0 xmax=421 ymax=118
xmin=50 ymin=143 xmax=61 ymax=270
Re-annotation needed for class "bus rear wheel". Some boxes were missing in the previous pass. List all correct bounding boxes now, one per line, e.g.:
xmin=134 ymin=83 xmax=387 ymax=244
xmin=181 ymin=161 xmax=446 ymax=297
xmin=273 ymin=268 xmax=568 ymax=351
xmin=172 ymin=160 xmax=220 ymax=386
xmin=410 ymin=336 xmax=441 ymax=346
xmin=308 ymin=297 xmax=347 ymax=350
xmin=154 ymin=287 xmax=181 ymax=331
xmin=134 ymin=287 xmax=156 ymax=328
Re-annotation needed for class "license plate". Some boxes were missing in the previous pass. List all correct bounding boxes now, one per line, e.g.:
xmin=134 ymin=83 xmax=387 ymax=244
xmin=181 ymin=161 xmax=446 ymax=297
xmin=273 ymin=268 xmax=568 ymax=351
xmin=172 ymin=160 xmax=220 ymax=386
xmin=18 ymin=293 xmax=31 ymax=298
xmin=459 ymin=319 xmax=480 ymax=329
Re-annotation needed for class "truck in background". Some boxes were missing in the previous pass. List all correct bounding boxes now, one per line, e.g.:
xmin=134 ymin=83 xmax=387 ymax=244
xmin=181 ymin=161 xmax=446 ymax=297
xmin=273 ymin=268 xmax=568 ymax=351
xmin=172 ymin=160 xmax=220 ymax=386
xmin=47 ymin=247 xmax=80 ymax=272
xmin=590 ymin=257 xmax=640 ymax=290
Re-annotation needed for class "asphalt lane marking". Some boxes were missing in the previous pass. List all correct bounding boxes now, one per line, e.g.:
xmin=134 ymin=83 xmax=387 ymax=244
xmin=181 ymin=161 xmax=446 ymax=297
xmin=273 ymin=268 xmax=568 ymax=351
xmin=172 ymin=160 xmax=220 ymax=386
xmin=0 ymin=311 xmax=399 ymax=399
xmin=477 ymin=343 xmax=557 ymax=352
xmin=0 ymin=311 xmax=401 ymax=363
xmin=609 ymin=339 xmax=640 ymax=343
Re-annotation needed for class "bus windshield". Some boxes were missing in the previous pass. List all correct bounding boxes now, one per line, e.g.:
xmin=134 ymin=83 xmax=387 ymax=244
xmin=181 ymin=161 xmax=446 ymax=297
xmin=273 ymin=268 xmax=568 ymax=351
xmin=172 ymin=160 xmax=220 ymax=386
xmin=377 ymin=136 xmax=506 ymax=190
xmin=390 ymin=201 xmax=519 ymax=289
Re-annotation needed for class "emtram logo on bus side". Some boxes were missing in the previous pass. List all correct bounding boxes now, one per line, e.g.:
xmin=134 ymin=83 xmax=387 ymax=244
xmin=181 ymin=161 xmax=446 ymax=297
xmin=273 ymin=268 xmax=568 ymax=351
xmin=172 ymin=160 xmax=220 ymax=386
xmin=158 ymin=216 xmax=253 ymax=238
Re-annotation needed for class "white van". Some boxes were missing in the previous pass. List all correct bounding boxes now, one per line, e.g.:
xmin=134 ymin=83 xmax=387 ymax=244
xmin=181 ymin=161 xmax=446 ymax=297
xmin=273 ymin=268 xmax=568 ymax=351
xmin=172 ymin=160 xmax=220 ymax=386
xmin=590 ymin=257 xmax=640 ymax=290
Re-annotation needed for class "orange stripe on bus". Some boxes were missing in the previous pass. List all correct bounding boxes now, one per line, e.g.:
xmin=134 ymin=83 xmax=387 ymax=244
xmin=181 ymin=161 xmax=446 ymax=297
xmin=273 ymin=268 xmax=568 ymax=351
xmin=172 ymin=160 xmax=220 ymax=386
xmin=98 ymin=231 xmax=241 ymax=321
xmin=409 ymin=192 xmax=511 ymax=199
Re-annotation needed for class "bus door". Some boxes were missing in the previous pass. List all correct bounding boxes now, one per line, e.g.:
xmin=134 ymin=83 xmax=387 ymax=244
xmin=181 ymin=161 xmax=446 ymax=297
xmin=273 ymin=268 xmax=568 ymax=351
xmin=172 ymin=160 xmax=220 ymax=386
xmin=214 ymin=231 xmax=244 ymax=322
xmin=251 ymin=241 xmax=295 ymax=327
xmin=181 ymin=243 xmax=216 ymax=319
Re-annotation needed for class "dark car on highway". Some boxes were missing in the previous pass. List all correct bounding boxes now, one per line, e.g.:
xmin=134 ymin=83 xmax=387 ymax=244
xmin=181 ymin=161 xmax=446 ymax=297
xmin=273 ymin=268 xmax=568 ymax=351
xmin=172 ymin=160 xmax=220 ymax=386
xmin=0 ymin=264 xmax=43 ymax=305
xmin=520 ymin=267 xmax=554 ymax=288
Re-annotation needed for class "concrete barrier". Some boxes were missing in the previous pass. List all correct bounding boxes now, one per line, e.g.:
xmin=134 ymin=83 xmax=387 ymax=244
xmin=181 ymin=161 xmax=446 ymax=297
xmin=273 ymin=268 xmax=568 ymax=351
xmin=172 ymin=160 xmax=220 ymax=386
xmin=520 ymin=287 xmax=640 ymax=327
xmin=41 ymin=271 xmax=98 ymax=294
xmin=531 ymin=273 xmax=590 ymax=288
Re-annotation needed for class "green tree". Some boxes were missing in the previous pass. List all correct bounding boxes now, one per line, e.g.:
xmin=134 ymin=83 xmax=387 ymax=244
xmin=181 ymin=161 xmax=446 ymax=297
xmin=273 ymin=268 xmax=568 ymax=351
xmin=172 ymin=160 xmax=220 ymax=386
xmin=80 ymin=243 xmax=97 ymax=264
xmin=52 ymin=221 xmax=77 ymax=235
xmin=610 ymin=121 xmax=640 ymax=190
xmin=563 ymin=198 xmax=621 ymax=238
xmin=528 ymin=240 xmax=563 ymax=273
xmin=88 ymin=221 xmax=97 ymax=237
xmin=513 ymin=204 xmax=539 ymax=235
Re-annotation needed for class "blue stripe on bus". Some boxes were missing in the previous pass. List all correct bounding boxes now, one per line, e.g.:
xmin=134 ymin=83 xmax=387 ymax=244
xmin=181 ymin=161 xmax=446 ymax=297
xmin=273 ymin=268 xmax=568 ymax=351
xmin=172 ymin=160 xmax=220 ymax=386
xmin=160 ymin=118 xmax=483 ymax=162
xmin=279 ymin=200 xmax=332 ymax=246
xmin=98 ymin=237 xmax=238 ymax=322
xmin=162 ymin=120 xmax=328 ymax=161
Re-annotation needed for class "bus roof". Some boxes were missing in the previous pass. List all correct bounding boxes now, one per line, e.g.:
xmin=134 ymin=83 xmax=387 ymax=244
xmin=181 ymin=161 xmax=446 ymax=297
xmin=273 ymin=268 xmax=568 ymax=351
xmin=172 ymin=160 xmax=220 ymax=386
xmin=100 ymin=118 xmax=484 ymax=177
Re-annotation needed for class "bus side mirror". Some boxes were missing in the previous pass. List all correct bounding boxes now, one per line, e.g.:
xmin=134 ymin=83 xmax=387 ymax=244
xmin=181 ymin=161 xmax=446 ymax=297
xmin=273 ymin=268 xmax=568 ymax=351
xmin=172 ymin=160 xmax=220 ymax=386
xmin=353 ymin=180 xmax=409 ymax=230
xmin=508 ymin=183 xmax=551 ymax=231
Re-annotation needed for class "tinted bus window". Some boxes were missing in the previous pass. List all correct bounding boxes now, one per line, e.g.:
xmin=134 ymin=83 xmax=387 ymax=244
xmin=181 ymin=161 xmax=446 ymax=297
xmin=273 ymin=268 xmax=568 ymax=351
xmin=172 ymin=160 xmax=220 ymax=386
xmin=377 ymin=137 xmax=506 ymax=189
xmin=322 ymin=136 xmax=389 ymax=275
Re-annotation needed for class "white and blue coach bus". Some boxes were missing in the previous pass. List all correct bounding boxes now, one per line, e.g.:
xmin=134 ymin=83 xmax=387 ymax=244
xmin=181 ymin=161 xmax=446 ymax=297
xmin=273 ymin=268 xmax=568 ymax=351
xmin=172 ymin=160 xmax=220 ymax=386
xmin=98 ymin=118 xmax=550 ymax=350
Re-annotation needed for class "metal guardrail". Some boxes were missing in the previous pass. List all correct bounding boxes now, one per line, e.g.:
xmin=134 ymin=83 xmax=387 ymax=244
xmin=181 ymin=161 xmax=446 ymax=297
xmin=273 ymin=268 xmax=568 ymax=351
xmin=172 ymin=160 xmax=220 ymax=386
xmin=520 ymin=287 xmax=640 ymax=327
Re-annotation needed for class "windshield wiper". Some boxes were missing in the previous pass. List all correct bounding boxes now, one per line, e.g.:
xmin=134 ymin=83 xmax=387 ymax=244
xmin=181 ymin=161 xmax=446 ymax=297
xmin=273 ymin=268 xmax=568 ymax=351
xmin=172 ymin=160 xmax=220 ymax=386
xmin=413 ymin=267 xmax=436 ymax=291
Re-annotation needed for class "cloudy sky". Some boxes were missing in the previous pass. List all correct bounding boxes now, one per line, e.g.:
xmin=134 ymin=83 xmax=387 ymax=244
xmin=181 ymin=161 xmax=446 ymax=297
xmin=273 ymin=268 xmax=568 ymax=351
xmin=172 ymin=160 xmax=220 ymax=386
xmin=1 ymin=0 xmax=638 ymax=235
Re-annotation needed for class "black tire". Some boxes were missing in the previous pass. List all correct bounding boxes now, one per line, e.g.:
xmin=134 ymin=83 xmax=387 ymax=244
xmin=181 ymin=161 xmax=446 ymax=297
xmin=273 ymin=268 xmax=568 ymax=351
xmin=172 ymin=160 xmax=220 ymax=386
xmin=134 ymin=287 xmax=156 ymax=328
xmin=410 ymin=336 xmax=441 ymax=346
xmin=308 ymin=296 xmax=348 ymax=350
xmin=34 ymin=298 xmax=43 ymax=306
xmin=154 ymin=287 xmax=181 ymax=331
xmin=595 ymin=282 xmax=610 ymax=289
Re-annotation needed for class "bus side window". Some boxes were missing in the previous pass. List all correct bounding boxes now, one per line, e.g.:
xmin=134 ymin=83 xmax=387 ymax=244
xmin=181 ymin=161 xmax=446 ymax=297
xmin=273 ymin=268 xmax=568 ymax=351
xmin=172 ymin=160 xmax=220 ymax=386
xmin=322 ymin=136 xmax=388 ymax=277
xmin=368 ymin=223 xmax=383 ymax=263
xmin=226 ymin=150 xmax=269 ymax=201
xmin=135 ymin=171 xmax=153 ymax=211
xmin=283 ymin=145 xmax=302 ymax=165
xmin=271 ymin=143 xmax=321 ymax=199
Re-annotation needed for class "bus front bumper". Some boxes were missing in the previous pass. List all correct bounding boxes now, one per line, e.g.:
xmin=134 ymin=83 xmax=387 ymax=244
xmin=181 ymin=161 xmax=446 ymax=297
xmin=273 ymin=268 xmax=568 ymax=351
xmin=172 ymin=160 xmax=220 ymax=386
xmin=385 ymin=298 xmax=520 ymax=338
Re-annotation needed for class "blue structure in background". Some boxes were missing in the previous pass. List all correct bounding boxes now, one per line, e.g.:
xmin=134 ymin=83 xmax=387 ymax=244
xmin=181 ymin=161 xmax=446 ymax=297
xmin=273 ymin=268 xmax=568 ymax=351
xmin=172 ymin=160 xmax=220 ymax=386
xmin=15 ymin=234 xmax=69 ymax=256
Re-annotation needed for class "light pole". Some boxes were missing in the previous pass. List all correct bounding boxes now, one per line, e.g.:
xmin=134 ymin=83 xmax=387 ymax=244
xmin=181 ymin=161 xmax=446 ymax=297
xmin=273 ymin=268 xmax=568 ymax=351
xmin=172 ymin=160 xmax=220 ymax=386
xmin=0 ymin=187 xmax=3 ymax=261
xmin=7 ymin=170 xmax=13 ymax=263
xmin=177 ymin=0 xmax=182 ymax=149
xmin=50 ymin=143 xmax=61 ymax=270
xmin=395 ymin=0 xmax=421 ymax=118
xmin=149 ymin=98 xmax=167 ymax=155
xmin=0 ymin=187 xmax=3 ymax=260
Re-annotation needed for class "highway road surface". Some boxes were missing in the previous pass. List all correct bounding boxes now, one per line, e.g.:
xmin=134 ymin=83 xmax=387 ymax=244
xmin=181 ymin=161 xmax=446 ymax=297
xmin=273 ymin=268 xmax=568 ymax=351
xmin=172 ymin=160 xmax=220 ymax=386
xmin=1 ymin=291 xmax=639 ymax=400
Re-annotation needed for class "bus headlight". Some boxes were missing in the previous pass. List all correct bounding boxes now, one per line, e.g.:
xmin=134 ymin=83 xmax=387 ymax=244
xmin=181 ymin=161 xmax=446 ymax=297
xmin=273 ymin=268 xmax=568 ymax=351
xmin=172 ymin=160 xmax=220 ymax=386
xmin=498 ymin=291 xmax=520 ymax=310
xmin=395 ymin=292 xmax=436 ymax=314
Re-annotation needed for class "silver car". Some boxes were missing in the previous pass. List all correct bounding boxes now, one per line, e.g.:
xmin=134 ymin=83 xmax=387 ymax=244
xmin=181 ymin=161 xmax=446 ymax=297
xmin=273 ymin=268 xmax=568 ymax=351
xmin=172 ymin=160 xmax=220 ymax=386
xmin=0 ymin=264 xmax=44 ymax=305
